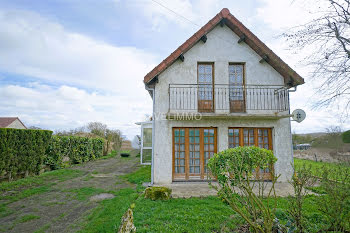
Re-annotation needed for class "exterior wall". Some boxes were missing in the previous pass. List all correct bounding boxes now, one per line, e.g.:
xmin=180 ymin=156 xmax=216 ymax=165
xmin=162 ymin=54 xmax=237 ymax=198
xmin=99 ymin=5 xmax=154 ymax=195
xmin=7 ymin=119 xmax=26 ymax=129
xmin=153 ymin=117 xmax=293 ymax=184
xmin=152 ymin=24 xmax=293 ymax=184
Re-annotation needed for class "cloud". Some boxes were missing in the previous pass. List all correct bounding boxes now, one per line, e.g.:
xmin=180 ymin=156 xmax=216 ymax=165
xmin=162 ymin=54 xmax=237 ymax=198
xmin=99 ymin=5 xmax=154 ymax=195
xmin=0 ymin=8 xmax=159 ymax=138
xmin=0 ymin=9 xmax=157 ymax=95
xmin=0 ymin=83 xmax=152 ymax=138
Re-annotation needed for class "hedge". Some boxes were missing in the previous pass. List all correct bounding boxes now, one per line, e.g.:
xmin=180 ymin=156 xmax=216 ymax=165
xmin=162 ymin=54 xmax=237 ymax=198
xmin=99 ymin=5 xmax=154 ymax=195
xmin=0 ymin=128 xmax=53 ymax=179
xmin=0 ymin=128 xmax=104 ymax=180
xmin=46 ymin=135 xmax=104 ymax=169
xmin=342 ymin=130 xmax=350 ymax=143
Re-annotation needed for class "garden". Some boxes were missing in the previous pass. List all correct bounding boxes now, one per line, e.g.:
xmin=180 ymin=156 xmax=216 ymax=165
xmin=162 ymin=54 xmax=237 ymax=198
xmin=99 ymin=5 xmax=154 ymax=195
xmin=0 ymin=128 xmax=349 ymax=232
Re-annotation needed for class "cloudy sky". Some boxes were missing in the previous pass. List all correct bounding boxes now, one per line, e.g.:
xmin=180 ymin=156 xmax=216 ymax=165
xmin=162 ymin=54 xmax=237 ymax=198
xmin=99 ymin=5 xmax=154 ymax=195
xmin=0 ymin=0 xmax=348 ymax=139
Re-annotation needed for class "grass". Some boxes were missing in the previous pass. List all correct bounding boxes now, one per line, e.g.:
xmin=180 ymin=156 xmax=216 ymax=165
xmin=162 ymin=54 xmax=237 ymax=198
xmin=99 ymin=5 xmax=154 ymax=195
xmin=120 ymin=165 xmax=151 ymax=185
xmin=18 ymin=214 xmax=40 ymax=223
xmin=79 ymin=188 xmax=139 ymax=233
xmin=99 ymin=150 xmax=118 ymax=159
xmin=64 ymin=187 xmax=107 ymax=201
xmin=0 ymin=169 xmax=83 ymax=192
xmin=294 ymin=158 xmax=350 ymax=179
xmin=134 ymin=196 xmax=241 ymax=232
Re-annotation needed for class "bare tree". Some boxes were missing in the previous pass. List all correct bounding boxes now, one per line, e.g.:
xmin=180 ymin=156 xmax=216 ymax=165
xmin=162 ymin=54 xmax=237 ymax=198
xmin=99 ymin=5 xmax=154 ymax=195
xmin=284 ymin=0 xmax=350 ymax=113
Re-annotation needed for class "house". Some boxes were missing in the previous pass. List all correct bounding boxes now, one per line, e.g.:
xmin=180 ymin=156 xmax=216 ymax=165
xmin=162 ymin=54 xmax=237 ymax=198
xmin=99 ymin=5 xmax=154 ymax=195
xmin=0 ymin=117 xmax=27 ymax=129
xmin=143 ymin=8 xmax=304 ymax=184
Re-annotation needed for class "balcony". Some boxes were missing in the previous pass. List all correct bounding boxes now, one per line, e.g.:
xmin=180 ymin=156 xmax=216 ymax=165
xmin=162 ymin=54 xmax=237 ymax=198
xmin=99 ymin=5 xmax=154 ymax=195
xmin=168 ymin=84 xmax=290 ymax=118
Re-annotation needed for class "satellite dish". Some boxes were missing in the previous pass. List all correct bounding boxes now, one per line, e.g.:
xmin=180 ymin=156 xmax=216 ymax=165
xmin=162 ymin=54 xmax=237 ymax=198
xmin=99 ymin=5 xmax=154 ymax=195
xmin=292 ymin=109 xmax=306 ymax=123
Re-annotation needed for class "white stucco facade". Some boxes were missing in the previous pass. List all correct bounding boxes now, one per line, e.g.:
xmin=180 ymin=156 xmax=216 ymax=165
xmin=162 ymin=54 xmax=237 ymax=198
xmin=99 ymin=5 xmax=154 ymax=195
xmin=7 ymin=119 xmax=26 ymax=129
xmin=150 ymin=24 xmax=294 ymax=184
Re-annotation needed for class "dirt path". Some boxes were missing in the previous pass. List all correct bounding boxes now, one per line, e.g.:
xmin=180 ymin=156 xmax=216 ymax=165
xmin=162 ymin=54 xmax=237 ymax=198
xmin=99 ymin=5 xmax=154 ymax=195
xmin=0 ymin=154 xmax=140 ymax=233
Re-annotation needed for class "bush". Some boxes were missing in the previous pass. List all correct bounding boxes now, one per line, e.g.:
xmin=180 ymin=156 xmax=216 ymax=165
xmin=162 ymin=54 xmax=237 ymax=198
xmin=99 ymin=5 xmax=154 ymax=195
xmin=208 ymin=146 xmax=278 ymax=233
xmin=0 ymin=128 xmax=53 ymax=180
xmin=144 ymin=187 xmax=172 ymax=200
xmin=316 ymin=165 xmax=350 ymax=232
xmin=342 ymin=130 xmax=350 ymax=143
xmin=45 ymin=135 xmax=104 ymax=169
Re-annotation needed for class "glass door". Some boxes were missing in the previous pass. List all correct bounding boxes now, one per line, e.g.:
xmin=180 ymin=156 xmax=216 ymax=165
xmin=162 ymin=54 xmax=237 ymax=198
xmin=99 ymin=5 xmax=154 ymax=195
xmin=229 ymin=64 xmax=245 ymax=112
xmin=198 ymin=63 xmax=214 ymax=112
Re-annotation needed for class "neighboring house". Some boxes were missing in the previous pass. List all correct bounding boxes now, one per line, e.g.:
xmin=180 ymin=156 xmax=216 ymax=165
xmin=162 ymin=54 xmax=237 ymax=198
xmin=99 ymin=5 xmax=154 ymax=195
xmin=143 ymin=8 xmax=304 ymax=184
xmin=0 ymin=117 xmax=27 ymax=129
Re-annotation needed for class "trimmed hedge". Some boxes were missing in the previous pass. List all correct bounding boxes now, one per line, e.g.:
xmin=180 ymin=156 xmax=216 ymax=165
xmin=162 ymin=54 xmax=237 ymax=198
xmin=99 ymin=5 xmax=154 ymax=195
xmin=342 ymin=130 xmax=350 ymax=143
xmin=0 ymin=128 xmax=104 ymax=180
xmin=46 ymin=135 xmax=104 ymax=169
xmin=0 ymin=128 xmax=53 ymax=179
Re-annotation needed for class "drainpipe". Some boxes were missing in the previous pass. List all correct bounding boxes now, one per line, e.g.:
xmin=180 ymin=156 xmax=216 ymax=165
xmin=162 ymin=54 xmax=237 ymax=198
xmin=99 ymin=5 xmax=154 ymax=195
xmin=288 ymin=86 xmax=297 ymax=172
xmin=145 ymin=85 xmax=155 ymax=186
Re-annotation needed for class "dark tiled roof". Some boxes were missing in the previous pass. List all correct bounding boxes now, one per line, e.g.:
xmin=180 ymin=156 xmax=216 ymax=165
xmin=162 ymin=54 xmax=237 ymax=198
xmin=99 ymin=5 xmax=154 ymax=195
xmin=0 ymin=117 xmax=18 ymax=128
xmin=144 ymin=8 xmax=304 ymax=87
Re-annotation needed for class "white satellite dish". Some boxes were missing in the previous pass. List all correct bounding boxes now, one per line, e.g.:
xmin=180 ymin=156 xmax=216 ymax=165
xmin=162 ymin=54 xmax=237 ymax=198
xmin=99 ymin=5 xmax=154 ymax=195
xmin=292 ymin=109 xmax=306 ymax=123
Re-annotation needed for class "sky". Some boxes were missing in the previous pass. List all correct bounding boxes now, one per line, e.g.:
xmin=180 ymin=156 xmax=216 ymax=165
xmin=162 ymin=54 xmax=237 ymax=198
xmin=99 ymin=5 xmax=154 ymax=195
xmin=0 ymin=0 xmax=349 ymax=139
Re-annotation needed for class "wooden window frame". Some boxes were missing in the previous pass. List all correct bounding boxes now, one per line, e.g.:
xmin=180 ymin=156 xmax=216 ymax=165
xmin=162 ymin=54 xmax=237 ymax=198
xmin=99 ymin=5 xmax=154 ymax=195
xmin=228 ymin=62 xmax=246 ymax=113
xmin=172 ymin=127 xmax=217 ymax=181
xmin=197 ymin=62 xmax=215 ymax=113
xmin=228 ymin=127 xmax=274 ymax=180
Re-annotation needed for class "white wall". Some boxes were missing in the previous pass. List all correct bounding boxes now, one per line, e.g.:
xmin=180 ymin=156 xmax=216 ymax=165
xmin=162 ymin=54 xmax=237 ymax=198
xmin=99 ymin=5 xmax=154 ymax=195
xmin=7 ymin=119 xmax=26 ymax=129
xmin=152 ymin=24 xmax=293 ymax=184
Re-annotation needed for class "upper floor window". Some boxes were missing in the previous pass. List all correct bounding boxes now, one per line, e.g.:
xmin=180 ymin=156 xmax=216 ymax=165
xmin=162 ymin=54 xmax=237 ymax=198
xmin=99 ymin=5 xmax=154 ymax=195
xmin=198 ymin=63 xmax=214 ymax=112
xmin=229 ymin=63 xmax=245 ymax=112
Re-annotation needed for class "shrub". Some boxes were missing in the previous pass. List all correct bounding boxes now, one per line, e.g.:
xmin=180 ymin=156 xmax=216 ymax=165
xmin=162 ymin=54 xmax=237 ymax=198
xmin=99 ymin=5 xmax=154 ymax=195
xmin=45 ymin=135 xmax=104 ymax=169
xmin=287 ymin=164 xmax=317 ymax=233
xmin=342 ymin=130 xmax=350 ymax=143
xmin=207 ymin=146 xmax=278 ymax=233
xmin=144 ymin=187 xmax=172 ymax=200
xmin=0 ymin=128 xmax=52 ymax=180
xmin=316 ymin=165 xmax=350 ymax=232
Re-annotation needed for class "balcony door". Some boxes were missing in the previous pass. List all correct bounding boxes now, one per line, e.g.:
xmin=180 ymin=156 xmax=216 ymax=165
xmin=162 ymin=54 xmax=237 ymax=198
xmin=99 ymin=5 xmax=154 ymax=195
xmin=173 ymin=128 xmax=217 ymax=181
xmin=198 ymin=63 xmax=214 ymax=112
xmin=229 ymin=64 xmax=245 ymax=112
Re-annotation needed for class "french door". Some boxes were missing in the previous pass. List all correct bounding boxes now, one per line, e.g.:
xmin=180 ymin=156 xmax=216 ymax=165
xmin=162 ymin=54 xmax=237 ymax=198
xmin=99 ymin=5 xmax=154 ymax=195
xmin=228 ymin=128 xmax=273 ymax=180
xmin=229 ymin=64 xmax=245 ymax=112
xmin=173 ymin=127 xmax=217 ymax=181
xmin=198 ymin=63 xmax=214 ymax=112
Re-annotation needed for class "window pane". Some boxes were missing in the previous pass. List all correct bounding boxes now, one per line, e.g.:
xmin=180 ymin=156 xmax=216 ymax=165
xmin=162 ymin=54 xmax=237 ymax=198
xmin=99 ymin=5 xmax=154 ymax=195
xmin=143 ymin=128 xmax=152 ymax=147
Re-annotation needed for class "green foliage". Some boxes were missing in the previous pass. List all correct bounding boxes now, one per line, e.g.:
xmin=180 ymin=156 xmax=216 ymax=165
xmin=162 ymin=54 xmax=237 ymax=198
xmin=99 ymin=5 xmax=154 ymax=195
xmin=287 ymin=164 xmax=317 ymax=233
xmin=342 ymin=130 xmax=350 ymax=143
xmin=18 ymin=214 xmax=40 ymax=223
xmin=0 ymin=128 xmax=52 ymax=180
xmin=79 ymin=188 xmax=139 ymax=233
xmin=316 ymin=165 xmax=350 ymax=232
xmin=64 ymin=187 xmax=106 ymax=201
xmin=120 ymin=165 xmax=151 ymax=185
xmin=294 ymin=158 xmax=350 ymax=180
xmin=144 ymin=187 xmax=171 ymax=200
xmin=134 ymin=196 xmax=241 ymax=232
xmin=208 ymin=146 xmax=278 ymax=233
xmin=45 ymin=135 xmax=104 ymax=169
xmin=208 ymin=146 xmax=277 ymax=186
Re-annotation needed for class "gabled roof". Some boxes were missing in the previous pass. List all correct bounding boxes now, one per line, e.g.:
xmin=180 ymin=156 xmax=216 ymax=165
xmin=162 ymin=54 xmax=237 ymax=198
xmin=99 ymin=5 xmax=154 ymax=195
xmin=144 ymin=8 xmax=304 ymax=87
xmin=0 ymin=117 xmax=27 ymax=128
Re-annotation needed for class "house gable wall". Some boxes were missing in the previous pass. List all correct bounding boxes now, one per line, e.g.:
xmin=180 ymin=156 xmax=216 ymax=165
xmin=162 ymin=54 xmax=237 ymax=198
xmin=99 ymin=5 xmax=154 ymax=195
xmin=7 ymin=119 xmax=26 ymax=129
xmin=154 ymin=24 xmax=285 ymax=115
xmin=152 ymin=24 xmax=293 ymax=184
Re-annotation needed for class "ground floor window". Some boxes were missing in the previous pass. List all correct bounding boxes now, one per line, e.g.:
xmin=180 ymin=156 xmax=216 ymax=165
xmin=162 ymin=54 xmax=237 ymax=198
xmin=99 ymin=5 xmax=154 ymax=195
xmin=173 ymin=127 xmax=217 ymax=180
xmin=228 ymin=127 xmax=273 ymax=179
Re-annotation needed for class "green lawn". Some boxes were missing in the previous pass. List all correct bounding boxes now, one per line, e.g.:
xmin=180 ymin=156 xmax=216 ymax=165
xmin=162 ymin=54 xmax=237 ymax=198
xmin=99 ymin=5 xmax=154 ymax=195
xmin=294 ymin=158 xmax=350 ymax=180
xmin=82 ymin=161 xmax=341 ymax=232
